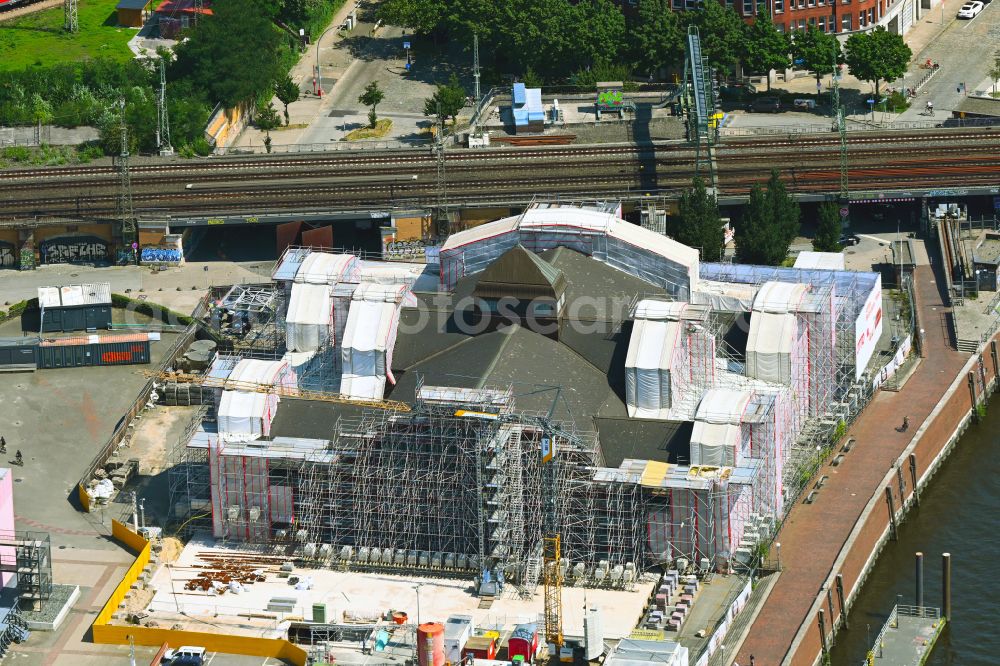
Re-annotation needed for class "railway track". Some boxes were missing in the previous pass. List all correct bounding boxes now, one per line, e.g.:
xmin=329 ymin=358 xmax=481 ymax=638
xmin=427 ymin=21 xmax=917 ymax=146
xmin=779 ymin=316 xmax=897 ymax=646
xmin=2 ymin=129 xmax=1000 ymax=219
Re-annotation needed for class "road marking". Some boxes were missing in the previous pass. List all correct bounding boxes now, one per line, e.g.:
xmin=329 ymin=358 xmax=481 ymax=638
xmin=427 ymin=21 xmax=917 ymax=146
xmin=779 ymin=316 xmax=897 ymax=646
xmin=205 ymin=652 xmax=217 ymax=666
xmin=857 ymin=234 xmax=892 ymax=243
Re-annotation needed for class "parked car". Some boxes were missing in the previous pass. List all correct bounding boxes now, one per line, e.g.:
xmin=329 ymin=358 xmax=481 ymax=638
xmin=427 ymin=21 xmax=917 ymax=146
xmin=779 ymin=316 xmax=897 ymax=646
xmin=958 ymin=1 xmax=983 ymax=18
xmin=747 ymin=96 xmax=781 ymax=113
xmin=719 ymin=83 xmax=757 ymax=101
xmin=839 ymin=234 xmax=861 ymax=247
xmin=793 ymin=98 xmax=817 ymax=111
xmin=164 ymin=646 xmax=206 ymax=666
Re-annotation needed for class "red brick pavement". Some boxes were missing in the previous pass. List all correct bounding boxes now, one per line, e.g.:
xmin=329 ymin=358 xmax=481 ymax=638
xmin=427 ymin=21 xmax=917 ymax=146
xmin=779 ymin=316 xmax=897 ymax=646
xmin=737 ymin=264 xmax=968 ymax=665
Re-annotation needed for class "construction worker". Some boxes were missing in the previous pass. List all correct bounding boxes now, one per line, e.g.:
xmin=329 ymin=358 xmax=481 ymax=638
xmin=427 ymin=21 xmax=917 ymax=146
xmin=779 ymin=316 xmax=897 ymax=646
xmin=14 ymin=451 xmax=22 ymax=466
xmin=0 ymin=436 xmax=6 ymax=454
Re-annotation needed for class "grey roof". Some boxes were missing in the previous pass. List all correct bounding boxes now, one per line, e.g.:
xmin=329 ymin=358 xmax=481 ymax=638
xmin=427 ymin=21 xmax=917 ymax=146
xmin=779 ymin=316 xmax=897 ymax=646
xmin=954 ymin=97 xmax=1000 ymax=118
xmin=596 ymin=418 xmax=693 ymax=467
xmin=269 ymin=398 xmax=367 ymax=440
xmin=389 ymin=324 xmax=627 ymax=429
xmin=117 ymin=0 xmax=150 ymax=8
xmin=541 ymin=246 xmax=665 ymax=302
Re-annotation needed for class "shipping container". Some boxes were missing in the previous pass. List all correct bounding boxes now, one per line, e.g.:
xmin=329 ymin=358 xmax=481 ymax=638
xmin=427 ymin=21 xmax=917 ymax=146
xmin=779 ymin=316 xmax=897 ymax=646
xmin=36 ymin=333 xmax=152 ymax=369
xmin=463 ymin=636 xmax=498 ymax=661
xmin=508 ymin=624 xmax=538 ymax=664
xmin=0 ymin=338 xmax=39 ymax=372
xmin=37 ymin=282 xmax=112 ymax=333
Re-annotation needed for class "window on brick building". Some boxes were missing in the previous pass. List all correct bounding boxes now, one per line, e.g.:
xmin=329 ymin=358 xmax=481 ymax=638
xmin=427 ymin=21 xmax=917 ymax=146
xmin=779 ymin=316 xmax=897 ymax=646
xmin=818 ymin=15 xmax=826 ymax=29
xmin=869 ymin=7 xmax=875 ymax=22
xmin=774 ymin=0 xmax=784 ymax=11
xmin=842 ymin=13 xmax=852 ymax=28
xmin=798 ymin=18 xmax=807 ymax=28
xmin=743 ymin=0 xmax=754 ymax=14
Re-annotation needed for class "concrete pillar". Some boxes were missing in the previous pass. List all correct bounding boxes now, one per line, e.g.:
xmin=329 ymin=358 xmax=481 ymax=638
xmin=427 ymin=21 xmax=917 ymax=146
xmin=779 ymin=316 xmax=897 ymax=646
xmin=836 ymin=574 xmax=849 ymax=629
xmin=909 ymin=453 xmax=920 ymax=506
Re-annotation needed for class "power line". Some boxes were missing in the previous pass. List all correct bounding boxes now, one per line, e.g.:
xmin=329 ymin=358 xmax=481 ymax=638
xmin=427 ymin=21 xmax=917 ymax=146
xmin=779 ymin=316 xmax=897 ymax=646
xmin=473 ymin=33 xmax=481 ymax=105
xmin=63 ymin=0 xmax=78 ymax=33
xmin=115 ymin=99 xmax=137 ymax=256
xmin=156 ymin=58 xmax=174 ymax=156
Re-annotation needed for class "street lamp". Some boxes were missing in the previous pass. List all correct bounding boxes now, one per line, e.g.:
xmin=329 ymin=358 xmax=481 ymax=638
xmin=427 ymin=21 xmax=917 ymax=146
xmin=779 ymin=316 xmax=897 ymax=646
xmin=414 ymin=583 xmax=425 ymax=625
xmin=314 ymin=24 xmax=342 ymax=97
xmin=776 ymin=542 xmax=782 ymax=570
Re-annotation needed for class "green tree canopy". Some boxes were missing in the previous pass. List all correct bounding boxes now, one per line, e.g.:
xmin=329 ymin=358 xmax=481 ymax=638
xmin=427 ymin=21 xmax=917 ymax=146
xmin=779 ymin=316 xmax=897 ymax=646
xmin=791 ymin=26 xmax=841 ymax=89
xmin=424 ymin=74 xmax=466 ymax=123
xmin=813 ymin=201 xmax=843 ymax=252
xmin=275 ymin=75 xmax=300 ymax=125
xmin=735 ymin=171 xmax=800 ymax=265
xmin=741 ymin=16 xmax=790 ymax=90
xmin=359 ymin=81 xmax=385 ymax=127
xmin=684 ymin=0 xmax=745 ymax=76
xmin=629 ymin=0 xmax=684 ymax=76
xmin=378 ymin=0 xmax=447 ymax=36
xmin=669 ymin=176 xmax=726 ymax=262
xmin=255 ymin=100 xmax=282 ymax=131
xmin=172 ymin=0 xmax=285 ymax=108
xmin=844 ymin=27 xmax=912 ymax=101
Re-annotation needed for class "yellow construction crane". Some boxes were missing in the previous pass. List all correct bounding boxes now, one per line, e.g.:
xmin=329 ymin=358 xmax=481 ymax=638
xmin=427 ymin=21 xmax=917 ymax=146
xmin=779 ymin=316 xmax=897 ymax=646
xmin=148 ymin=370 xmax=412 ymax=412
xmin=542 ymin=534 xmax=564 ymax=656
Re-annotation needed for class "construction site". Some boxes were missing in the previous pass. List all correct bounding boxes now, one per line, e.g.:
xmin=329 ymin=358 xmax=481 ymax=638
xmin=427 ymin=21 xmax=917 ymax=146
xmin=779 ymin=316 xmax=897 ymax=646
xmin=99 ymin=201 xmax=893 ymax=665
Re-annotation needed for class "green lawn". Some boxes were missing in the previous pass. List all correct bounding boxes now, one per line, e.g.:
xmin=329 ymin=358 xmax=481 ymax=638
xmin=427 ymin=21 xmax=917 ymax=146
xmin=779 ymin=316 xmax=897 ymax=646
xmin=0 ymin=0 xmax=136 ymax=71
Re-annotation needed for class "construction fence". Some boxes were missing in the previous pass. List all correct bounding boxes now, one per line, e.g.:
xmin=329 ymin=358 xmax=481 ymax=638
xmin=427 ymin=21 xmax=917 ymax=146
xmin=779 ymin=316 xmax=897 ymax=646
xmin=91 ymin=520 xmax=308 ymax=666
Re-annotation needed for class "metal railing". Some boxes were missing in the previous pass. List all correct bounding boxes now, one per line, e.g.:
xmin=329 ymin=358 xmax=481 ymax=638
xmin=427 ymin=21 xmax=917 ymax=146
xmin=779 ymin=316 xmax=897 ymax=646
xmin=214 ymin=137 xmax=433 ymax=156
xmin=897 ymin=604 xmax=940 ymax=619
xmin=721 ymin=116 xmax=1000 ymax=137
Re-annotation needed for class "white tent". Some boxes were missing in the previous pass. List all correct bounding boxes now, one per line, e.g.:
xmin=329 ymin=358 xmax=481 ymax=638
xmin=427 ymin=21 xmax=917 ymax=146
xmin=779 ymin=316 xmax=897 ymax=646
xmin=625 ymin=300 xmax=689 ymax=419
xmin=228 ymin=358 xmax=294 ymax=387
xmin=689 ymin=389 xmax=752 ymax=467
xmin=285 ymin=283 xmax=332 ymax=352
xmin=794 ymin=251 xmax=845 ymax=271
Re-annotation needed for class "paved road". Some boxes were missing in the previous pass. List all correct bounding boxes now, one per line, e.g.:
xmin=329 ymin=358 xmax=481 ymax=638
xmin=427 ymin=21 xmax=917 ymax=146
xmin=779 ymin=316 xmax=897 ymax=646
xmin=736 ymin=248 xmax=967 ymax=664
xmin=895 ymin=0 xmax=1000 ymax=119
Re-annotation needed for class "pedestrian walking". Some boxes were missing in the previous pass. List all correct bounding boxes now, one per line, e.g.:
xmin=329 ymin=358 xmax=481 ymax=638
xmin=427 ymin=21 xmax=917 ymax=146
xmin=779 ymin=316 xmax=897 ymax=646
xmin=14 ymin=450 xmax=23 ymax=466
xmin=0 ymin=436 xmax=6 ymax=454
xmin=902 ymin=415 xmax=910 ymax=431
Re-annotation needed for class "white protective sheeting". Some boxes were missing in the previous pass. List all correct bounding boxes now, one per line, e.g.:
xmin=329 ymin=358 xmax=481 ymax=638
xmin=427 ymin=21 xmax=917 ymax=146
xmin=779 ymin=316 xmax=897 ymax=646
xmin=691 ymin=279 xmax=759 ymax=312
xmin=217 ymin=390 xmax=276 ymax=439
xmin=753 ymin=281 xmax=808 ymax=314
xmin=440 ymin=216 xmax=520 ymax=251
xmin=294 ymin=252 xmax=360 ymax=284
xmin=690 ymin=389 xmax=751 ymax=467
xmin=340 ymin=299 xmax=400 ymax=400
xmin=794 ymin=251 xmax=845 ymax=271
xmin=227 ymin=358 xmax=294 ymax=388
xmin=625 ymin=318 xmax=681 ymax=418
xmin=610 ymin=218 xmax=700 ymax=285
xmin=285 ymin=283 xmax=332 ymax=352
xmin=37 ymin=287 xmax=61 ymax=308
xmin=633 ymin=299 xmax=687 ymax=320
xmin=746 ymin=312 xmax=798 ymax=384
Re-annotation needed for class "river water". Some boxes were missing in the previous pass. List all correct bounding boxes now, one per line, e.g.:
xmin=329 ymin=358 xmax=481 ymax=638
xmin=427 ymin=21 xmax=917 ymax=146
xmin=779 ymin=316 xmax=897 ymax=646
xmin=829 ymin=400 xmax=1000 ymax=665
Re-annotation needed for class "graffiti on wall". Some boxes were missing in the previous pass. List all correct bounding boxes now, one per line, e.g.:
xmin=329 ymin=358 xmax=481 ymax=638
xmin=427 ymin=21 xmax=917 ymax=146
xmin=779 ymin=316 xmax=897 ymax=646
xmin=40 ymin=235 xmax=108 ymax=264
xmin=0 ymin=241 xmax=15 ymax=268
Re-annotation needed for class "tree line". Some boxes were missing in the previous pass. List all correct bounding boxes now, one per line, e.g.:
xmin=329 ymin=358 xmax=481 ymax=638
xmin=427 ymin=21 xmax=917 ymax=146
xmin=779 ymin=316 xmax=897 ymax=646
xmin=380 ymin=0 xmax=911 ymax=96
xmin=669 ymin=173 xmax=844 ymax=264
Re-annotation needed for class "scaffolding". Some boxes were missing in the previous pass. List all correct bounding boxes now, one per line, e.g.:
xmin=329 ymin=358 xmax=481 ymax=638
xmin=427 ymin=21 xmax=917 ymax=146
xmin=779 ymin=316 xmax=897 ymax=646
xmin=0 ymin=531 xmax=53 ymax=611
xmin=211 ymin=284 xmax=286 ymax=357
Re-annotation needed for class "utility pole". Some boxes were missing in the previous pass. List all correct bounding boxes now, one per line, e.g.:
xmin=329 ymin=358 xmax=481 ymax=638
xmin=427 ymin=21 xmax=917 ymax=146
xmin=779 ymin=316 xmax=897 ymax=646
xmin=63 ymin=0 xmax=78 ymax=33
xmin=156 ymin=59 xmax=174 ymax=156
xmin=473 ymin=33 xmax=481 ymax=105
xmin=193 ymin=0 xmax=203 ymax=26
xmin=435 ymin=102 xmax=449 ymax=238
xmin=831 ymin=57 xmax=850 ymax=229
xmin=116 ymin=99 xmax=138 ymax=258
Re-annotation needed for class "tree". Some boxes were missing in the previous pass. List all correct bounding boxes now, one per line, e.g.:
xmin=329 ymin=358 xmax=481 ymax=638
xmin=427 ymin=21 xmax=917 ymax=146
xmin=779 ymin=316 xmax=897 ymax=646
xmin=274 ymin=76 xmax=300 ymax=126
xmin=668 ymin=177 xmax=726 ymax=262
xmin=990 ymin=50 xmax=1000 ymax=96
xmin=358 ymin=81 xmax=385 ymax=127
xmin=734 ymin=171 xmax=800 ymax=265
xmin=630 ymin=0 xmax=684 ymax=76
xmin=424 ymin=74 xmax=466 ymax=124
xmin=813 ymin=201 xmax=843 ymax=252
xmin=844 ymin=27 xmax=912 ymax=102
xmin=741 ymin=16 xmax=790 ymax=90
xmin=255 ymin=100 xmax=281 ymax=131
xmin=683 ymin=0 xmax=744 ymax=77
xmin=378 ymin=0 xmax=446 ymax=35
xmin=171 ymin=0 xmax=284 ymax=108
xmin=791 ymin=26 xmax=841 ymax=90
xmin=765 ymin=169 xmax=800 ymax=246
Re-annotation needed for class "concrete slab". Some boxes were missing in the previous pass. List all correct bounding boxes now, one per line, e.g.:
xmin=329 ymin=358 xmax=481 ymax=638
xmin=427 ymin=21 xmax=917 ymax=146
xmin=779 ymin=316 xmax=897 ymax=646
xmin=140 ymin=535 xmax=656 ymax=641
xmin=870 ymin=613 xmax=945 ymax=665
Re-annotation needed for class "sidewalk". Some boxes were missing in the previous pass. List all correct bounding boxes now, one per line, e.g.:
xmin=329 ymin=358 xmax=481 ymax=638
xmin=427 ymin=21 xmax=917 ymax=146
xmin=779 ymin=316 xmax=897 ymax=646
xmin=735 ymin=255 xmax=966 ymax=664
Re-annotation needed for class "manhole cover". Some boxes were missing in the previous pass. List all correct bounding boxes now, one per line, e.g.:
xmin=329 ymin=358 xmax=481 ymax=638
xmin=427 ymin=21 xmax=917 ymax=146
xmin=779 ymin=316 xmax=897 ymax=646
xmin=59 ymin=545 xmax=67 ymax=549
xmin=846 ymin=250 xmax=856 ymax=254
xmin=14 ymin=478 xmax=22 ymax=483
xmin=11 ymin=420 xmax=21 ymax=427
xmin=70 ymin=273 xmax=79 ymax=277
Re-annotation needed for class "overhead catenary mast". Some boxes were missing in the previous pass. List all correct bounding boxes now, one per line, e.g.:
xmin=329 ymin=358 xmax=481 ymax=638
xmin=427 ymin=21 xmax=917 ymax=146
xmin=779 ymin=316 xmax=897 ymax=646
xmin=156 ymin=58 xmax=174 ymax=156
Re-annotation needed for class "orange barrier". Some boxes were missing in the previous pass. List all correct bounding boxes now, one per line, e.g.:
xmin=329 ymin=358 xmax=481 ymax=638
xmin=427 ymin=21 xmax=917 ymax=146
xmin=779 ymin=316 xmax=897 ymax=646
xmin=92 ymin=520 xmax=307 ymax=666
